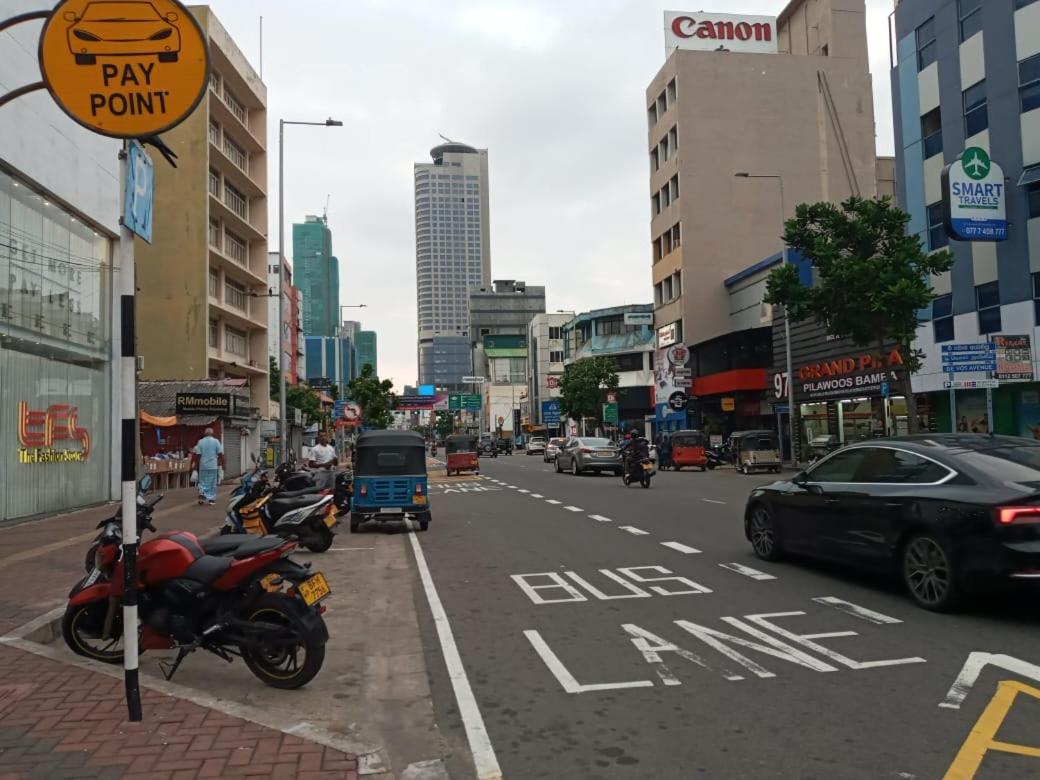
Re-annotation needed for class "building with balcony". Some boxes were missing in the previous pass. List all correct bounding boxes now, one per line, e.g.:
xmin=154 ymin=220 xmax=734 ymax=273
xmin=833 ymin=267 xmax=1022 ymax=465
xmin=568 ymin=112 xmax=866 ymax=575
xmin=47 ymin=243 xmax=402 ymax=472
xmin=135 ymin=6 xmax=268 ymax=420
xmin=267 ymin=252 xmax=302 ymax=389
xmin=527 ymin=312 xmax=572 ymax=427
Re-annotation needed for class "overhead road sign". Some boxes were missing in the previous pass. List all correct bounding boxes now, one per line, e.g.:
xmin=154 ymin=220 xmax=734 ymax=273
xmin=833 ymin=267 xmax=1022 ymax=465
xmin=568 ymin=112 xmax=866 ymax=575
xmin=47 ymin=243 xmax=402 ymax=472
xmin=943 ymin=362 xmax=997 ymax=374
xmin=39 ymin=0 xmax=210 ymax=138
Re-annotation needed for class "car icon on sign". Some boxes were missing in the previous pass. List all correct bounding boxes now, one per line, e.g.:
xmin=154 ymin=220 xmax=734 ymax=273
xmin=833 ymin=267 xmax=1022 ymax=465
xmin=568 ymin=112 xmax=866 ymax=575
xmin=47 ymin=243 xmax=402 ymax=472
xmin=64 ymin=1 xmax=182 ymax=65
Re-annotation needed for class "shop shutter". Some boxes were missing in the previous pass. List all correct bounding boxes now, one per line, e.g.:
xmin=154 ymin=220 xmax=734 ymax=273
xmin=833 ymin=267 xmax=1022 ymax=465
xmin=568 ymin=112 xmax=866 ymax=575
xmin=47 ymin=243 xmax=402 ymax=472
xmin=223 ymin=427 xmax=242 ymax=478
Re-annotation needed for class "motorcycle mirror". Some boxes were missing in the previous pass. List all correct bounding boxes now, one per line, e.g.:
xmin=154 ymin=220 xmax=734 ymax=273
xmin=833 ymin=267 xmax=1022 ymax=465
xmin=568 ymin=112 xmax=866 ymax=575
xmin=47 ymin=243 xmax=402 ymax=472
xmin=138 ymin=474 xmax=152 ymax=493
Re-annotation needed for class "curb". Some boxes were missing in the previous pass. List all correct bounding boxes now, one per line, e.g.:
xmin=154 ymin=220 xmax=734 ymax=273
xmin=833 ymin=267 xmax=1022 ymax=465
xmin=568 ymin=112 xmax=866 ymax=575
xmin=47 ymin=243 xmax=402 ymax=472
xmin=1 ymin=608 xmax=390 ymax=775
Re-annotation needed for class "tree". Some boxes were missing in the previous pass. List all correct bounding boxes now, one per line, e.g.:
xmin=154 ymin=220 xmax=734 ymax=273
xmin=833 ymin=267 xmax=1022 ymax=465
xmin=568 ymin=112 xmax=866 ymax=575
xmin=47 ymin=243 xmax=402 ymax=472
xmin=286 ymin=384 xmax=323 ymax=426
xmin=348 ymin=364 xmax=396 ymax=429
xmin=559 ymin=357 xmax=619 ymax=427
xmin=434 ymin=411 xmax=457 ymax=439
xmin=764 ymin=196 xmax=954 ymax=434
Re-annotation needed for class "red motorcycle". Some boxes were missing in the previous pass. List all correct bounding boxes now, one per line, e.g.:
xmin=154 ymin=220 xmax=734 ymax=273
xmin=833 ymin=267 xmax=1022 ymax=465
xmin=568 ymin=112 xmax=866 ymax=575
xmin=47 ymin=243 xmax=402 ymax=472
xmin=63 ymin=487 xmax=331 ymax=689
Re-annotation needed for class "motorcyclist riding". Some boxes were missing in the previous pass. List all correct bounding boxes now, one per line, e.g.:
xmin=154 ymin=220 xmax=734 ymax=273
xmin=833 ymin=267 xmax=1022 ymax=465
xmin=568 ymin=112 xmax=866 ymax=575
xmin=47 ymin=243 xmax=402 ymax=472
xmin=619 ymin=428 xmax=651 ymax=477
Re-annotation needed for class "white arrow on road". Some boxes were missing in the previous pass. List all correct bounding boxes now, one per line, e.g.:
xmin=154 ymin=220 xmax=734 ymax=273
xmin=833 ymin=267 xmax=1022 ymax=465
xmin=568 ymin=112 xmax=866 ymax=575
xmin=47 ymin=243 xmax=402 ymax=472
xmin=939 ymin=652 xmax=1040 ymax=709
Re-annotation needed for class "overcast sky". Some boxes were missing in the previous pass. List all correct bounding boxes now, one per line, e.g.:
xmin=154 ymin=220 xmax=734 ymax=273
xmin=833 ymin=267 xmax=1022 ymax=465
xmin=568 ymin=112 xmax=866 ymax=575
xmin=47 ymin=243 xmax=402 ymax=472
xmin=210 ymin=0 xmax=896 ymax=392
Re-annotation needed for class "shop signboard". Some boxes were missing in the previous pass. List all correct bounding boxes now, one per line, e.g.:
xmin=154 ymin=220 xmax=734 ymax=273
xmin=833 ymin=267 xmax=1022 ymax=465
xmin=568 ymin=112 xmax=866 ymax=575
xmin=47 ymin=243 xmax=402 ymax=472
xmin=943 ymin=379 xmax=999 ymax=390
xmin=623 ymin=312 xmax=654 ymax=326
xmin=16 ymin=401 xmax=92 ymax=463
xmin=941 ymin=148 xmax=1008 ymax=242
xmin=175 ymin=392 xmax=230 ymax=416
xmin=941 ymin=342 xmax=996 ymax=373
xmin=992 ymin=335 xmax=1033 ymax=382
xmin=721 ymin=397 xmax=735 ymax=412
xmin=655 ymin=343 xmax=691 ymax=402
xmin=657 ymin=323 xmax=678 ymax=348
xmin=541 ymin=399 xmax=562 ymax=425
xmin=794 ymin=349 xmax=903 ymax=402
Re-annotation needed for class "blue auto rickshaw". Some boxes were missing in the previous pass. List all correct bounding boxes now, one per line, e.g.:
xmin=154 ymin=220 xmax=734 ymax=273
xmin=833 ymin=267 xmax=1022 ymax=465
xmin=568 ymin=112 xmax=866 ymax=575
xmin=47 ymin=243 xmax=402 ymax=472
xmin=350 ymin=430 xmax=431 ymax=532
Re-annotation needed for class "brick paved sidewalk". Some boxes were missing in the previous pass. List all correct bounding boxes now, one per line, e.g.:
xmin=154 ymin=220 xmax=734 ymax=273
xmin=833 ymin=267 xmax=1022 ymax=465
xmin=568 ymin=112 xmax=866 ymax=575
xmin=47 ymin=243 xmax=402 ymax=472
xmin=0 ymin=490 xmax=359 ymax=779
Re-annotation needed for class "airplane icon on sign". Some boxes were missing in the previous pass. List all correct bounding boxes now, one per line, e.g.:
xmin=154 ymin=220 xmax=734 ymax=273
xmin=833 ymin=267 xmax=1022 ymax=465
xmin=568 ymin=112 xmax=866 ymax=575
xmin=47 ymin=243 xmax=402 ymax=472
xmin=964 ymin=152 xmax=988 ymax=178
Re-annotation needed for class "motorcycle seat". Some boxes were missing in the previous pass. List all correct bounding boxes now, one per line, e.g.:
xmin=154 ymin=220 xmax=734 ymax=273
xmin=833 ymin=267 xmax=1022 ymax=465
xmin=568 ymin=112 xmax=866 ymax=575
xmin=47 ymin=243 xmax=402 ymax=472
xmin=227 ymin=535 xmax=287 ymax=559
xmin=277 ymin=486 xmax=321 ymax=498
xmin=199 ymin=537 xmax=247 ymax=555
xmin=183 ymin=555 xmax=232 ymax=584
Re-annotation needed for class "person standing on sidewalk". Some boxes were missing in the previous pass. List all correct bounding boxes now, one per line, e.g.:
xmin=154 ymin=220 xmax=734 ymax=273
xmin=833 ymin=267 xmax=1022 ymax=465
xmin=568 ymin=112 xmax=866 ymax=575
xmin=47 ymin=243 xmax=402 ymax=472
xmin=309 ymin=432 xmax=338 ymax=490
xmin=191 ymin=428 xmax=225 ymax=505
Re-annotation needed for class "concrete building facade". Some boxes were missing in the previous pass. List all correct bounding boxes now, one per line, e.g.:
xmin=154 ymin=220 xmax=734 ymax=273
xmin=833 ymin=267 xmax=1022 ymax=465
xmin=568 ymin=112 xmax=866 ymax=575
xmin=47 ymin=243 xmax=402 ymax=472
xmin=647 ymin=0 xmax=883 ymax=352
xmin=135 ymin=6 xmax=269 ymax=415
xmin=415 ymin=142 xmax=491 ymax=388
xmin=562 ymin=305 xmax=656 ymax=434
xmin=526 ymin=313 xmax=572 ymax=427
xmin=293 ymin=215 xmax=339 ymax=338
xmin=267 ymin=252 xmax=302 ymax=391
xmin=893 ymin=0 xmax=1040 ymax=436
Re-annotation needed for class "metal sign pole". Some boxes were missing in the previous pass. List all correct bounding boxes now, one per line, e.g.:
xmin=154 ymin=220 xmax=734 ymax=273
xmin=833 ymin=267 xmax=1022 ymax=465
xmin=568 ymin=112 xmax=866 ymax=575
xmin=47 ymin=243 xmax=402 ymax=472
xmin=117 ymin=142 xmax=142 ymax=722
xmin=985 ymin=387 xmax=994 ymax=434
xmin=948 ymin=372 xmax=956 ymax=433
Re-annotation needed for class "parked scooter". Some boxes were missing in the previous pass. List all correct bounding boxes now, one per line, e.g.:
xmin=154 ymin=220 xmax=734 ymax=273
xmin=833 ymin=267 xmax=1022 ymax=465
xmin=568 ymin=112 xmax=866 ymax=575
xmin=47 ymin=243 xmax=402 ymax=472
xmin=223 ymin=473 xmax=339 ymax=552
xmin=64 ymin=476 xmax=330 ymax=689
xmin=705 ymin=443 xmax=731 ymax=470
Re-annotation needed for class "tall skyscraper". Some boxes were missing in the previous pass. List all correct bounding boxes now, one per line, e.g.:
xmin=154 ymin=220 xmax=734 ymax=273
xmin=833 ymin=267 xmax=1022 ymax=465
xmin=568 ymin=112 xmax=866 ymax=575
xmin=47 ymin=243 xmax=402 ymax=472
xmin=356 ymin=330 xmax=378 ymax=375
xmin=293 ymin=215 xmax=340 ymax=337
xmin=414 ymin=141 xmax=491 ymax=389
xmin=135 ymin=6 xmax=269 ymax=408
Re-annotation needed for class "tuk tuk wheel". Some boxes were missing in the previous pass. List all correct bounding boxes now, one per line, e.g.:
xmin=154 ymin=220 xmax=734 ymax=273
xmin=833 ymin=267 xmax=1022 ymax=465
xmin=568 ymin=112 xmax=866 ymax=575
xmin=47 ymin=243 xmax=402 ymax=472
xmin=700 ymin=465 xmax=707 ymax=472
xmin=349 ymin=514 xmax=362 ymax=533
xmin=417 ymin=512 xmax=430 ymax=532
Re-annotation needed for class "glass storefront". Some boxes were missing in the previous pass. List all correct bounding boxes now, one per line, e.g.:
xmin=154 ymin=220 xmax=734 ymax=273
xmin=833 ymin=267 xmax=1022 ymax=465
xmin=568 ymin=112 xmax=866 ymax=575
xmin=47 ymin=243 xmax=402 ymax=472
xmin=0 ymin=168 xmax=113 ymax=520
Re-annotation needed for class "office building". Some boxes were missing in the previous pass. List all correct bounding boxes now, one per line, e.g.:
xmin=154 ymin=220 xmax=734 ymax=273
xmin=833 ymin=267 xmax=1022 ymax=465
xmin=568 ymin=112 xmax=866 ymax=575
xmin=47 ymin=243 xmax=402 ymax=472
xmin=646 ymin=1 xmax=893 ymax=434
xmin=304 ymin=336 xmax=353 ymax=397
xmin=294 ymin=214 xmax=339 ymax=337
xmin=415 ymin=141 xmax=491 ymax=388
xmin=356 ymin=330 xmax=378 ymax=374
xmin=527 ymin=313 xmax=572 ymax=428
xmin=892 ymin=0 xmax=1040 ymax=435
xmin=562 ymin=305 xmax=656 ymax=434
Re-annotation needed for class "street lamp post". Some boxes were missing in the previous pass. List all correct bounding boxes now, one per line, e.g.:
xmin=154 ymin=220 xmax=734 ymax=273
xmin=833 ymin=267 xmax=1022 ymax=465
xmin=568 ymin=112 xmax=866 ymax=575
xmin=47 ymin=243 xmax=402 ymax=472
xmin=278 ymin=118 xmax=342 ymax=456
xmin=735 ymin=172 xmax=797 ymax=466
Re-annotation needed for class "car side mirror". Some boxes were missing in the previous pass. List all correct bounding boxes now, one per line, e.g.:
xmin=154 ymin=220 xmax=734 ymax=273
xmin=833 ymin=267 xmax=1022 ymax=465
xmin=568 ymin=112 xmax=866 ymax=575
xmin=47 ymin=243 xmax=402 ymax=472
xmin=792 ymin=471 xmax=807 ymax=485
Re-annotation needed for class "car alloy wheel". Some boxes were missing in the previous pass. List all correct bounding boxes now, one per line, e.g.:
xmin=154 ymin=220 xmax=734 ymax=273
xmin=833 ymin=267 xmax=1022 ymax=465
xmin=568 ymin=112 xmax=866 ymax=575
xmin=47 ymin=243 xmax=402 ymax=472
xmin=571 ymin=460 xmax=579 ymax=476
xmin=555 ymin=457 xmax=562 ymax=473
xmin=903 ymin=534 xmax=958 ymax=611
xmin=748 ymin=505 xmax=782 ymax=561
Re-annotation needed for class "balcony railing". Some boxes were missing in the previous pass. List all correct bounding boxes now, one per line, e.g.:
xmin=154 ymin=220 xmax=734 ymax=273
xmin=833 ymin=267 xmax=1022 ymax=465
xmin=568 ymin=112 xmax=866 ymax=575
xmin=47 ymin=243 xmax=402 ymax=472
xmin=224 ymin=184 xmax=247 ymax=219
xmin=224 ymin=231 xmax=247 ymax=265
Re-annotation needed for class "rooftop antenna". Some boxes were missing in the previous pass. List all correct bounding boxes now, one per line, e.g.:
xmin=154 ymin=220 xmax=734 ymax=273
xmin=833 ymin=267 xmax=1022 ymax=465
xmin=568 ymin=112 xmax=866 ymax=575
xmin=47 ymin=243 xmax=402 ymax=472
xmin=259 ymin=16 xmax=263 ymax=78
xmin=437 ymin=133 xmax=456 ymax=144
xmin=322 ymin=194 xmax=330 ymax=224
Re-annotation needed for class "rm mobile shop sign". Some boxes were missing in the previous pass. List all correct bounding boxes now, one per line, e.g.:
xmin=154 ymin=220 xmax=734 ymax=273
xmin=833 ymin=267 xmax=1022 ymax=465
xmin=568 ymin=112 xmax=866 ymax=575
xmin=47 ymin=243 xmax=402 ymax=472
xmin=664 ymin=11 xmax=778 ymax=55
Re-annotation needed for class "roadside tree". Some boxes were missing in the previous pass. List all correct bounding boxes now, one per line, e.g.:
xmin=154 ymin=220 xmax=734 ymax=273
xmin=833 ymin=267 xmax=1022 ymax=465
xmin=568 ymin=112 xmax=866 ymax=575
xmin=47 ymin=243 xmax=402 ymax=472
xmin=348 ymin=364 xmax=396 ymax=429
xmin=764 ymin=196 xmax=954 ymax=434
xmin=559 ymin=357 xmax=620 ymax=430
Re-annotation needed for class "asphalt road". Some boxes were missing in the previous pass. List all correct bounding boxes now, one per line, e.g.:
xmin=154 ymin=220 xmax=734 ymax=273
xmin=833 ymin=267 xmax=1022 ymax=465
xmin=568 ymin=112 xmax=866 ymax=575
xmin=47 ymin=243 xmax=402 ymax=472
xmin=411 ymin=454 xmax=1040 ymax=780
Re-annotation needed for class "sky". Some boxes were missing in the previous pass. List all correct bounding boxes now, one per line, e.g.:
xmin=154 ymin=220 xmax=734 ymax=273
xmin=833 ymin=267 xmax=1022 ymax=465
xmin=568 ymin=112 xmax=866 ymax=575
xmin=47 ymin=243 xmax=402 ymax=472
xmin=209 ymin=0 xmax=897 ymax=392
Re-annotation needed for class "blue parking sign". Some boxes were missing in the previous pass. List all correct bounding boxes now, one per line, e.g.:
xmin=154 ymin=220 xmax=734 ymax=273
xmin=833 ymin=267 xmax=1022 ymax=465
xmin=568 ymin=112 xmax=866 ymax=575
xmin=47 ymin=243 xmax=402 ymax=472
xmin=124 ymin=140 xmax=153 ymax=243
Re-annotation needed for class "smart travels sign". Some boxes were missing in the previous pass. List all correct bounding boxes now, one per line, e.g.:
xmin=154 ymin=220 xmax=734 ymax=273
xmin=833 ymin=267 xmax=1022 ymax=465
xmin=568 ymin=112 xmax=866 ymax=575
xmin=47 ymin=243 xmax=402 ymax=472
xmin=664 ymin=11 xmax=778 ymax=55
xmin=941 ymin=147 xmax=1008 ymax=242
xmin=38 ymin=0 xmax=209 ymax=138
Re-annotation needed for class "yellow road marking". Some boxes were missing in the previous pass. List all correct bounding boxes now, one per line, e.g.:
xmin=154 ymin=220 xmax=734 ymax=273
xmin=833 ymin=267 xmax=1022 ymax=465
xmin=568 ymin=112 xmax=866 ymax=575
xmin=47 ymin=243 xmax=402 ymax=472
xmin=944 ymin=680 xmax=1040 ymax=779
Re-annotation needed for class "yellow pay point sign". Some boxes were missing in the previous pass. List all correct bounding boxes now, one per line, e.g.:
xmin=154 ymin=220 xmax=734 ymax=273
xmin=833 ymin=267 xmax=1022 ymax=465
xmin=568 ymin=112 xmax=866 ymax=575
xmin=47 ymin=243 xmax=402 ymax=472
xmin=38 ymin=0 xmax=209 ymax=138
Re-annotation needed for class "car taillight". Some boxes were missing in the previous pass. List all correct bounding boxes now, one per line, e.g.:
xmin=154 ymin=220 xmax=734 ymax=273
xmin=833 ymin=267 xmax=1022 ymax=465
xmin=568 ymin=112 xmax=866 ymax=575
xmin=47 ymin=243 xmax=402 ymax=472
xmin=359 ymin=484 xmax=368 ymax=497
xmin=415 ymin=483 xmax=424 ymax=495
xmin=997 ymin=506 xmax=1040 ymax=525
xmin=580 ymin=448 xmax=592 ymax=454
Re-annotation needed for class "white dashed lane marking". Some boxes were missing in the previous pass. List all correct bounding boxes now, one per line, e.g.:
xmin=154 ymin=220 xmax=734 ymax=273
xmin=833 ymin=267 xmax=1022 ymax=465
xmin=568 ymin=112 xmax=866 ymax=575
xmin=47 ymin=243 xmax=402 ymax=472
xmin=589 ymin=514 xmax=612 ymax=523
xmin=517 ymin=489 xmax=530 ymax=494
xmin=660 ymin=541 xmax=701 ymax=554
xmin=545 ymin=499 xmax=562 ymax=505
xmin=619 ymin=526 xmax=649 ymax=536
xmin=564 ymin=505 xmax=583 ymax=513
xmin=531 ymin=493 xmax=544 ymax=498
xmin=719 ymin=562 xmax=776 ymax=581
xmin=701 ymin=498 xmax=726 ymax=505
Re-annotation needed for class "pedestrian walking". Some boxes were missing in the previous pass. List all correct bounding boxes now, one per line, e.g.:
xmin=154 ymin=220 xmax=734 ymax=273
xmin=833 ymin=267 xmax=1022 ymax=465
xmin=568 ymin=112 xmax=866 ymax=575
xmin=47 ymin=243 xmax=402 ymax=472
xmin=190 ymin=427 xmax=225 ymax=505
xmin=309 ymin=432 xmax=338 ymax=490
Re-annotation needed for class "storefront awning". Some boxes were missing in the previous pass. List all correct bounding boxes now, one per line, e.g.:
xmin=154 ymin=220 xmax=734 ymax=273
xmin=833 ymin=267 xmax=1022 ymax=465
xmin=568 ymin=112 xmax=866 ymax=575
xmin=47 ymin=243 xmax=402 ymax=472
xmin=691 ymin=368 xmax=769 ymax=396
xmin=140 ymin=411 xmax=177 ymax=427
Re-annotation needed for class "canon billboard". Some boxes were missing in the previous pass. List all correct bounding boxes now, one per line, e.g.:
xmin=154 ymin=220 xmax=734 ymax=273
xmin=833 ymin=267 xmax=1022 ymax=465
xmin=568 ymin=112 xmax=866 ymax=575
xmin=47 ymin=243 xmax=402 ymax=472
xmin=664 ymin=11 xmax=778 ymax=55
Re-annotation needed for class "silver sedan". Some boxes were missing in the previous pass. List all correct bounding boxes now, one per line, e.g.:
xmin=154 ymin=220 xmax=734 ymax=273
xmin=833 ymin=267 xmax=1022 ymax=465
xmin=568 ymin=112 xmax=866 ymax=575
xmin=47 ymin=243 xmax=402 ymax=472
xmin=555 ymin=437 xmax=622 ymax=476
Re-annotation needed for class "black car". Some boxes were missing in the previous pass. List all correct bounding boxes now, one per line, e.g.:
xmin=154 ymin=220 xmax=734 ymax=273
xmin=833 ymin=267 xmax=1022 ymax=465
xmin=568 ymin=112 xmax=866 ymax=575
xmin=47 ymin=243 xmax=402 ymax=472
xmin=743 ymin=435 xmax=1040 ymax=611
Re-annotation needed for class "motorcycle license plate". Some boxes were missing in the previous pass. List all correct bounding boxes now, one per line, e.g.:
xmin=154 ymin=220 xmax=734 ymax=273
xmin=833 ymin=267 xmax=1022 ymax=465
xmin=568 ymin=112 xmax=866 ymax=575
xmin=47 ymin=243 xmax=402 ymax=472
xmin=298 ymin=572 xmax=331 ymax=606
xmin=414 ymin=495 xmax=427 ymax=505
xmin=323 ymin=511 xmax=338 ymax=527
xmin=642 ymin=463 xmax=653 ymax=471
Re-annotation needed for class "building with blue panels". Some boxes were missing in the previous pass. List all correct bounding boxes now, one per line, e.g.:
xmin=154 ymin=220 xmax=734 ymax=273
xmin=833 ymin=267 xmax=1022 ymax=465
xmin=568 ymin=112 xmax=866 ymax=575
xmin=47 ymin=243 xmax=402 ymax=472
xmin=304 ymin=336 xmax=354 ymax=397
xmin=892 ymin=0 xmax=1040 ymax=435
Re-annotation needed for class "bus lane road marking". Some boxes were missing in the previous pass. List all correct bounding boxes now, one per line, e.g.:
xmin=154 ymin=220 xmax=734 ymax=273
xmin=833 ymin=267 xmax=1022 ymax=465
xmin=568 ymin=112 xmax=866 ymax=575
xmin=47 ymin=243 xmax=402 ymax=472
xmin=661 ymin=541 xmax=701 ymax=554
xmin=719 ymin=562 xmax=776 ymax=580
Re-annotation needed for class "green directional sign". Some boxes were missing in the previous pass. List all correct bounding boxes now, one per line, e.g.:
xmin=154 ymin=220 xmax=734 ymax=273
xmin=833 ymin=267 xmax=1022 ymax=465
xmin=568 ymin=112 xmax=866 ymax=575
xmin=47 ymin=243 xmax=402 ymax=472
xmin=448 ymin=394 xmax=461 ymax=411
xmin=461 ymin=394 xmax=483 ymax=410
xmin=602 ymin=402 xmax=619 ymax=423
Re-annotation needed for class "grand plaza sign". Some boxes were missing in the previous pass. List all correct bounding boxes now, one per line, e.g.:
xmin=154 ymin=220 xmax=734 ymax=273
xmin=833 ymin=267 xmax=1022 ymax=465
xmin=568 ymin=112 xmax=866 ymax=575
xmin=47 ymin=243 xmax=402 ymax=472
xmin=796 ymin=349 xmax=904 ymax=401
xmin=664 ymin=11 xmax=778 ymax=55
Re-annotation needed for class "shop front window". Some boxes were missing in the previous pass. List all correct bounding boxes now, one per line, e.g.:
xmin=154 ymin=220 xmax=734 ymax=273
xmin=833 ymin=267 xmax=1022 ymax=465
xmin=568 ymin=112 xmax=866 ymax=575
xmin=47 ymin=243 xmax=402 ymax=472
xmin=840 ymin=398 xmax=874 ymax=443
xmin=800 ymin=403 xmax=830 ymax=442
xmin=0 ymin=169 xmax=113 ymax=521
